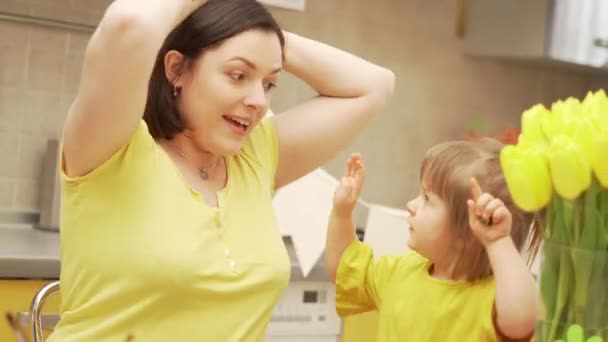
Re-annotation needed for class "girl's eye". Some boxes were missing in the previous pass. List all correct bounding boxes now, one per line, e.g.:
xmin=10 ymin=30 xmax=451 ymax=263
xmin=263 ymin=81 xmax=277 ymax=91
xmin=423 ymin=194 xmax=430 ymax=203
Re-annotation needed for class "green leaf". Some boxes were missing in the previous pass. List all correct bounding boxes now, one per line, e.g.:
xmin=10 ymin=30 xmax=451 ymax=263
xmin=549 ymin=246 xmax=574 ymax=341
xmin=572 ymin=180 xmax=600 ymax=322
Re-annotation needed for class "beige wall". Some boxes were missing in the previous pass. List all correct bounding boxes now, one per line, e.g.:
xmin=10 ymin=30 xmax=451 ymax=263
xmin=0 ymin=0 xmax=109 ymax=210
xmin=0 ymin=0 xmax=604 ymax=211
xmin=269 ymin=1 xmax=604 ymax=207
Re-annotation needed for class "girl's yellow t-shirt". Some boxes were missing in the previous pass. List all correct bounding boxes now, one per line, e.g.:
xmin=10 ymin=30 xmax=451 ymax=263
xmin=49 ymin=119 xmax=290 ymax=341
xmin=336 ymin=240 xmax=506 ymax=342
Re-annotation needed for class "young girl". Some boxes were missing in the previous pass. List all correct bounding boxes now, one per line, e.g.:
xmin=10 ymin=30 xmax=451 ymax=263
xmin=326 ymin=138 xmax=542 ymax=341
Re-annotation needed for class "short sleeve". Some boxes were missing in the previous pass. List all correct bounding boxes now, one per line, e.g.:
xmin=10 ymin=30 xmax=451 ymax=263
xmin=60 ymin=119 xmax=156 ymax=185
xmin=335 ymin=240 xmax=400 ymax=316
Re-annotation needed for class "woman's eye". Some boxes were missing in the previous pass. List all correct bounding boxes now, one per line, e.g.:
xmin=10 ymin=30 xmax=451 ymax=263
xmin=230 ymin=72 xmax=246 ymax=81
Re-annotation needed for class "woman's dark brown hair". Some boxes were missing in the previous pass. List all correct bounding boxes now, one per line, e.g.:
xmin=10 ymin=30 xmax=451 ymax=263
xmin=420 ymin=138 xmax=543 ymax=281
xmin=143 ymin=0 xmax=284 ymax=140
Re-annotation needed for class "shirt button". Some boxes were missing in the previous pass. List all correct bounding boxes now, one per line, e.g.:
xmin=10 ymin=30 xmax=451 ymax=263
xmin=229 ymin=260 xmax=236 ymax=269
xmin=224 ymin=249 xmax=231 ymax=257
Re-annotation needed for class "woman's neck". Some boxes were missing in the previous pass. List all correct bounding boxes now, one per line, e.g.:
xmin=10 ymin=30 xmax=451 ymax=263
xmin=163 ymin=133 xmax=222 ymax=170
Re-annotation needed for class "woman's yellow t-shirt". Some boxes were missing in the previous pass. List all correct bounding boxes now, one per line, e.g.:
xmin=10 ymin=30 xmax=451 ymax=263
xmin=49 ymin=119 xmax=290 ymax=341
xmin=336 ymin=240 xmax=502 ymax=342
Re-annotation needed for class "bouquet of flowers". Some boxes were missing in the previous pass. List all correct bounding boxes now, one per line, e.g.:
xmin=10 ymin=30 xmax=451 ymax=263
xmin=499 ymin=90 xmax=608 ymax=341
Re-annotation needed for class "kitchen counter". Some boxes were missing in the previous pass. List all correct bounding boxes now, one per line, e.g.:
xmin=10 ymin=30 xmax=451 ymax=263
xmin=0 ymin=227 xmax=328 ymax=281
xmin=0 ymin=226 xmax=60 ymax=279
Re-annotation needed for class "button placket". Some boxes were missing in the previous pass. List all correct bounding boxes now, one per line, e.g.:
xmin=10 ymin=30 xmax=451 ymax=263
xmin=225 ymin=248 xmax=237 ymax=272
xmin=214 ymin=193 xmax=237 ymax=272
xmin=213 ymin=208 xmax=224 ymax=236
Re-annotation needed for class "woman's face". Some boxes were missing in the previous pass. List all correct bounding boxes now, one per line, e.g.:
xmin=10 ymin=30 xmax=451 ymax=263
xmin=175 ymin=29 xmax=283 ymax=155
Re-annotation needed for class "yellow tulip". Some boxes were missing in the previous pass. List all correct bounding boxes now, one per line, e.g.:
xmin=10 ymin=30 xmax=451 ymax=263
xmin=581 ymin=91 xmax=596 ymax=120
xmin=583 ymin=89 xmax=608 ymax=133
xmin=500 ymin=144 xmax=552 ymax=211
xmin=583 ymin=90 xmax=608 ymax=187
xmin=547 ymin=136 xmax=592 ymax=199
xmin=517 ymin=138 xmax=549 ymax=161
xmin=593 ymin=135 xmax=608 ymax=188
xmin=543 ymin=98 xmax=581 ymax=141
xmin=562 ymin=97 xmax=582 ymax=117
xmin=564 ymin=117 xmax=595 ymax=165
xmin=596 ymin=91 xmax=608 ymax=134
xmin=520 ymin=104 xmax=550 ymax=145
xmin=541 ymin=103 xmax=559 ymax=142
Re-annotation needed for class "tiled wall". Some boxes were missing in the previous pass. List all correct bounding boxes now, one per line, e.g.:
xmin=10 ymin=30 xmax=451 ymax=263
xmin=0 ymin=0 xmax=109 ymax=210
xmin=0 ymin=0 xmax=604 ymax=212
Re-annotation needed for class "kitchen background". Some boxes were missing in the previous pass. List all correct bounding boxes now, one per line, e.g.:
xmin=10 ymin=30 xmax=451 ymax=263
xmin=1 ymin=0 xmax=607 ymax=341
xmin=1 ymin=0 xmax=606 ymax=211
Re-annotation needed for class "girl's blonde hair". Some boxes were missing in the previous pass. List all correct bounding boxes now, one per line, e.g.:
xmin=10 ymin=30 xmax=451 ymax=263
xmin=420 ymin=138 xmax=542 ymax=281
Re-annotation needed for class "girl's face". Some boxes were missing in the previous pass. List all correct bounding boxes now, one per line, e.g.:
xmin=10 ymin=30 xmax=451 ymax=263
xmin=405 ymin=181 xmax=457 ymax=264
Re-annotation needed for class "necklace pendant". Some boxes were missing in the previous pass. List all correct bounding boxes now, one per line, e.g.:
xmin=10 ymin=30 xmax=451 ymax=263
xmin=199 ymin=168 xmax=209 ymax=180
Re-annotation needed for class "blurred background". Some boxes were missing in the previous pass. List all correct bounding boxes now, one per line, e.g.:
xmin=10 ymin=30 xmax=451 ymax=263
xmin=0 ymin=0 xmax=606 ymax=341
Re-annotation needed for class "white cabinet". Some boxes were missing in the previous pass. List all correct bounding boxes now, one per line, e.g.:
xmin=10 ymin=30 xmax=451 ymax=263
xmin=259 ymin=0 xmax=306 ymax=11
xmin=548 ymin=0 xmax=608 ymax=68
xmin=464 ymin=0 xmax=608 ymax=70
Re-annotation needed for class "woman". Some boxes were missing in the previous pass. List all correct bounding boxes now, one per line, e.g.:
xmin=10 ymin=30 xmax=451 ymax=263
xmin=53 ymin=0 xmax=394 ymax=340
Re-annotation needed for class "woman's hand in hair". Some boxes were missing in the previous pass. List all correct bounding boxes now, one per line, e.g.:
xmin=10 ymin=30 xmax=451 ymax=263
xmin=62 ymin=0 xmax=209 ymax=178
xmin=272 ymin=32 xmax=394 ymax=189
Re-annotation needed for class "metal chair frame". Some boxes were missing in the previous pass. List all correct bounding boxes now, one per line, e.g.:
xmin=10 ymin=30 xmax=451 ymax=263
xmin=29 ymin=281 xmax=60 ymax=342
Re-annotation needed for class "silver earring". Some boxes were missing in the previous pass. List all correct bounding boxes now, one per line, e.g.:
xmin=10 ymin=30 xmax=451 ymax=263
xmin=173 ymin=84 xmax=180 ymax=97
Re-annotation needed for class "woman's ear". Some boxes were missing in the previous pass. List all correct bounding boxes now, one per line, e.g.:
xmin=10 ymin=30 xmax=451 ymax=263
xmin=164 ymin=50 xmax=186 ymax=85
